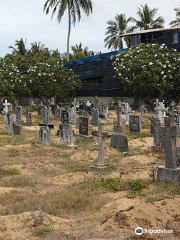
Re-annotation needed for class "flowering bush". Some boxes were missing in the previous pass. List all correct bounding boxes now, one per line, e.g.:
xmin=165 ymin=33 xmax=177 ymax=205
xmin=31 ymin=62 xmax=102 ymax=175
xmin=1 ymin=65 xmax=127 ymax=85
xmin=26 ymin=59 xmax=80 ymax=104
xmin=113 ymin=44 xmax=180 ymax=103
xmin=0 ymin=58 xmax=29 ymax=101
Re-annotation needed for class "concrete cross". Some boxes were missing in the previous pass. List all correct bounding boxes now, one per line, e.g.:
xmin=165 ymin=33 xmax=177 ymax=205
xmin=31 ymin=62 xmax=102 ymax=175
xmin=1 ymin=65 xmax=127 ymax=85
xmin=93 ymin=121 xmax=109 ymax=169
xmin=160 ymin=116 xmax=179 ymax=169
xmin=155 ymin=102 xmax=168 ymax=124
xmin=171 ymin=101 xmax=176 ymax=114
xmin=72 ymin=98 xmax=77 ymax=124
xmin=3 ymin=99 xmax=10 ymax=114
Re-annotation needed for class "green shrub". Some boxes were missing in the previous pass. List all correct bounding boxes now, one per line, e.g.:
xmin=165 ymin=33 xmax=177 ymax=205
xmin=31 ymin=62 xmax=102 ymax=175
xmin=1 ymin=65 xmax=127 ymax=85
xmin=128 ymin=179 xmax=145 ymax=194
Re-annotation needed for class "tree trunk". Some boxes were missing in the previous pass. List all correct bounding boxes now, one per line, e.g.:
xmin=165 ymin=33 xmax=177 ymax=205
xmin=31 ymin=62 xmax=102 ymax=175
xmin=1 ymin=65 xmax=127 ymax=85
xmin=67 ymin=1 xmax=71 ymax=60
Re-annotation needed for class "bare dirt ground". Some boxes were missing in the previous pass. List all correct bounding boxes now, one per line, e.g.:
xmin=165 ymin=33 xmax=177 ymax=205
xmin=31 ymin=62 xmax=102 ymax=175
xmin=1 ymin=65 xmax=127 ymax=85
xmin=0 ymin=112 xmax=180 ymax=240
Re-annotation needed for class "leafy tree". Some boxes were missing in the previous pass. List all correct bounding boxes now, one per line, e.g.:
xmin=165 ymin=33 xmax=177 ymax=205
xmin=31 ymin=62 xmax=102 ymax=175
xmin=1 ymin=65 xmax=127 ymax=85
xmin=113 ymin=44 xmax=180 ymax=104
xmin=170 ymin=7 xmax=180 ymax=27
xmin=132 ymin=4 xmax=164 ymax=30
xmin=26 ymin=59 xmax=80 ymax=104
xmin=0 ymin=58 xmax=30 ymax=102
xmin=104 ymin=14 xmax=132 ymax=50
xmin=44 ymin=0 xmax=93 ymax=59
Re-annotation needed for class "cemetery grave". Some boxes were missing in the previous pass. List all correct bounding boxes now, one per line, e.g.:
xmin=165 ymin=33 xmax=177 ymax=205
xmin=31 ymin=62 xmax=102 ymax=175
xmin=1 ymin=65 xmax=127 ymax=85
xmin=0 ymin=101 xmax=180 ymax=240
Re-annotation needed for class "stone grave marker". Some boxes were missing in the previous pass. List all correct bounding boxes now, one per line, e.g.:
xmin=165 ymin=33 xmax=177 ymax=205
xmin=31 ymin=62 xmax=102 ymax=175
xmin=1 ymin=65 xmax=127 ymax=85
xmin=91 ymin=108 xmax=99 ymax=126
xmin=61 ymin=110 xmax=69 ymax=124
xmin=158 ymin=116 xmax=180 ymax=183
xmin=151 ymin=119 xmax=161 ymax=151
xmin=92 ymin=122 xmax=109 ymax=169
xmin=60 ymin=124 xmax=75 ymax=148
xmin=111 ymin=134 xmax=128 ymax=152
xmin=13 ymin=123 xmax=22 ymax=135
xmin=129 ymin=115 xmax=142 ymax=134
xmin=55 ymin=108 xmax=61 ymax=118
xmin=39 ymin=126 xmax=51 ymax=145
xmin=6 ymin=112 xmax=15 ymax=135
xmin=42 ymin=106 xmax=49 ymax=125
xmin=15 ymin=106 xmax=22 ymax=124
xmin=79 ymin=116 xmax=90 ymax=136
xmin=26 ymin=113 xmax=32 ymax=126
xmin=114 ymin=101 xmax=123 ymax=132
xmin=2 ymin=99 xmax=10 ymax=120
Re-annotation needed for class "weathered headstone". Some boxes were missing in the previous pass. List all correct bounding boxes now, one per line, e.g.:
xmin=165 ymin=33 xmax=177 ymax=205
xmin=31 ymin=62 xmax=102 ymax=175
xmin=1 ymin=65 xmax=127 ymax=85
xmin=111 ymin=134 xmax=128 ymax=152
xmin=15 ymin=106 xmax=22 ymax=124
xmin=60 ymin=124 xmax=75 ymax=148
xmin=26 ymin=113 xmax=32 ymax=126
xmin=129 ymin=115 xmax=142 ymax=134
xmin=61 ymin=110 xmax=69 ymax=124
xmin=39 ymin=126 xmax=50 ymax=145
xmin=91 ymin=108 xmax=99 ymax=126
xmin=42 ymin=106 xmax=49 ymax=125
xmin=114 ymin=101 xmax=123 ymax=132
xmin=157 ymin=116 xmax=180 ymax=184
xmin=152 ymin=119 xmax=161 ymax=151
xmin=13 ymin=123 xmax=22 ymax=135
xmin=79 ymin=116 xmax=90 ymax=136
xmin=6 ymin=112 xmax=15 ymax=135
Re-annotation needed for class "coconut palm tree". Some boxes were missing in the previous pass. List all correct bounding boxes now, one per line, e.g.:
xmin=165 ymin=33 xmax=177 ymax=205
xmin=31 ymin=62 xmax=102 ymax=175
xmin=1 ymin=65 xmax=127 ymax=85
xmin=44 ymin=0 xmax=93 ymax=59
xmin=104 ymin=14 xmax=132 ymax=50
xmin=170 ymin=7 xmax=180 ymax=27
xmin=132 ymin=4 xmax=164 ymax=30
xmin=9 ymin=38 xmax=28 ymax=57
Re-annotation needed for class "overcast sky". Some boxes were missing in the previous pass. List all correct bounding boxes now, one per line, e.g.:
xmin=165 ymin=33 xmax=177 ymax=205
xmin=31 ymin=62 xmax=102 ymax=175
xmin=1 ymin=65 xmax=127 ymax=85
xmin=0 ymin=0 xmax=179 ymax=56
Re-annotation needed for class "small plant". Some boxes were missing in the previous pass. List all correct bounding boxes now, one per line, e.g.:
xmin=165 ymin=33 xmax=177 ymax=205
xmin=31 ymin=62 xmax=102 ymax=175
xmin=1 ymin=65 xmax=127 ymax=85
xmin=128 ymin=179 xmax=145 ymax=194
xmin=36 ymin=226 xmax=52 ymax=237
xmin=95 ymin=178 xmax=122 ymax=191
xmin=0 ymin=168 xmax=20 ymax=177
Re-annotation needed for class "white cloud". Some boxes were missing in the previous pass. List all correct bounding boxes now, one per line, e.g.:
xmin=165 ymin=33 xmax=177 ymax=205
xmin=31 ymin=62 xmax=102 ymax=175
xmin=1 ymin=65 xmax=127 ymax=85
xmin=0 ymin=0 xmax=179 ymax=56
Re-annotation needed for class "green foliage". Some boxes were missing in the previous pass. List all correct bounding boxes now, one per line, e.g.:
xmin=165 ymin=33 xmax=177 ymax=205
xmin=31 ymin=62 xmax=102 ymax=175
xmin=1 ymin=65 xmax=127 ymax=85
xmin=26 ymin=59 xmax=80 ymax=103
xmin=114 ymin=44 xmax=180 ymax=103
xmin=128 ymin=179 xmax=145 ymax=194
xmin=94 ymin=178 xmax=122 ymax=191
xmin=0 ymin=168 xmax=20 ymax=177
xmin=36 ymin=227 xmax=52 ymax=237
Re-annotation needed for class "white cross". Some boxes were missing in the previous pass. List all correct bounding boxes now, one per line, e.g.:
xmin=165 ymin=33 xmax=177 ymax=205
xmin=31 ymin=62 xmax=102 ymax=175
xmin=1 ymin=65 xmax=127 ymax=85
xmin=3 ymin=99 xmax=10 ymax=114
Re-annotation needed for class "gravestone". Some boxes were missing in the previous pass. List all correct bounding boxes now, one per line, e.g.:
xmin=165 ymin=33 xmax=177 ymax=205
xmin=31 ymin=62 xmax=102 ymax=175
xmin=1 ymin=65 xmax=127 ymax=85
xmin=129 ymin=115 xmax=141 ymax=134
xmin=157 ymin=116 xmax=180 ymax=184
xmin=55 ymin=108 xmax=61 ymax=118
xmin=26 ymin=113 xmax=32 ymax=126
xmin=3 ymin=100 xmax=11 ymax=120
xmin=60 ymin=124 xmax=75 ymax=148
xmin=39 ymin=106 xmax=54 ymax=129
xmin=91 ymin=108 xmax=99 ymax=126
xmin=79 ymin=117 xmax=90 ymax=136
xmin=61 ymin=110 xmax=69 ymax=124
xmin=6 ymin=112 xmax=15 ymax=135
xmin=15 ymin=106 xmax=22 ymax=124
xmin=151 ymin=119 xmax=161 ymax=151
xmin=39 ymin=126 xmax=51 ymax=145
xmin=92 ymin=122 xmax=109 ymax=169
xmin=42 ymin=106 xmax=49 ymax=125
xmin=151 ymin=116 xmax=157 ymax=134
xmin=13 ymin=123 xmax=22 ymax=135
xmin=114 ymin=101 xmax=123 ymax=132
xmin=111 ymin=135 xmax=128 ymax=152
xmin=72 ymin=98 xmax=77 ymax=123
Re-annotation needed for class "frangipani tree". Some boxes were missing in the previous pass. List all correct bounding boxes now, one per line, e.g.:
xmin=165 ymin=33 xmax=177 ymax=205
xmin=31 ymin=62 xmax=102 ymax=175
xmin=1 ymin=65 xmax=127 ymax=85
xmin=0 ymin=58 xmax=29 ymax=102
xmin=113 ymin=44 xmax=180 ymax=104
xmin=26 ymin=59 xmax=80 ymax=104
